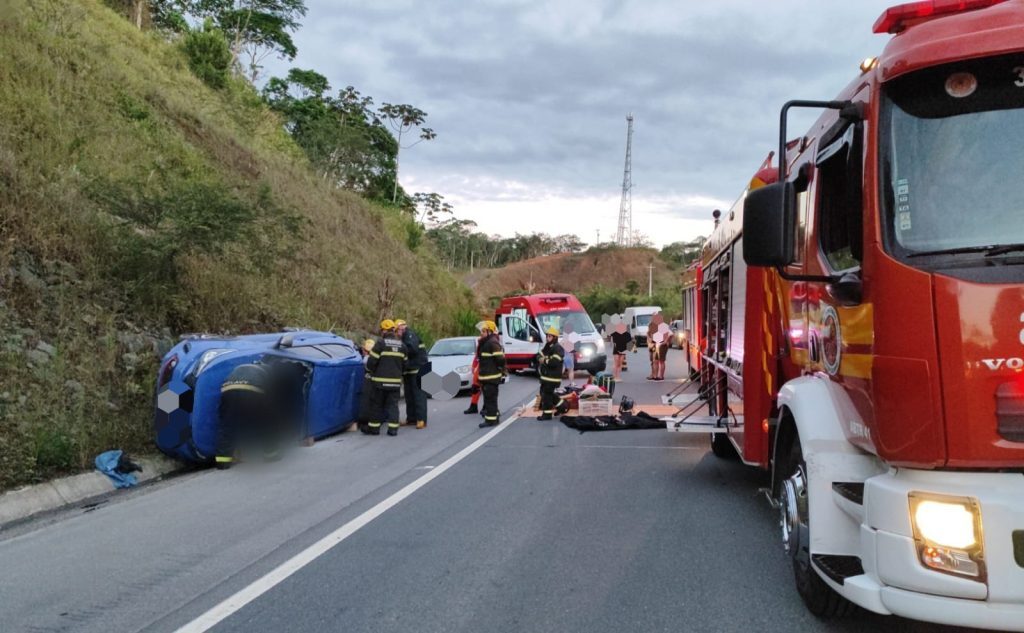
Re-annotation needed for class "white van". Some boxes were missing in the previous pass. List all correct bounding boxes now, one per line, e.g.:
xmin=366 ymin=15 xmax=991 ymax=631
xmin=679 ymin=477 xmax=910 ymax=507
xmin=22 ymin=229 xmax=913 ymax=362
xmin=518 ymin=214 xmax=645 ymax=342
xmin=623 ymin=306 xmax=662 ymax=346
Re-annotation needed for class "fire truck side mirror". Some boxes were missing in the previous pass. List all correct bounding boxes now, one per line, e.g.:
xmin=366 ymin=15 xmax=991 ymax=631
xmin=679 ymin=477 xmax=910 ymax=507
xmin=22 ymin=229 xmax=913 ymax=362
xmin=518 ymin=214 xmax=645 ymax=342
xmin=742 ymin=181 xmax=796 ymax=267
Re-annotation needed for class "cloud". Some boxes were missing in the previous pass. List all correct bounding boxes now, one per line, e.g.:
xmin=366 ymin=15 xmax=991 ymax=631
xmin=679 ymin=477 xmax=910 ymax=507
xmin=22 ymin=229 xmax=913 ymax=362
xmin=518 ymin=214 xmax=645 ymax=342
xmin=266 ymin=1 xmax=897 ymax=245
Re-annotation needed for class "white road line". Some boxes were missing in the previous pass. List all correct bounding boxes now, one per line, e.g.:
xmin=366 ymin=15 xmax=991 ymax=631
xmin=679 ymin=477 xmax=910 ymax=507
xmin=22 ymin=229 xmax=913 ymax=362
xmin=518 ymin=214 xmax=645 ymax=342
xmin=175 ymin=413 xmax=520 ymax=633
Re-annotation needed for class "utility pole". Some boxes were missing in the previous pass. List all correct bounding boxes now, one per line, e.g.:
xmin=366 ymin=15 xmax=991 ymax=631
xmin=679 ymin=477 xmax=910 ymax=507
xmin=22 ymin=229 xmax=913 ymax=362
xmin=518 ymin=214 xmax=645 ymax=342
xmin=648 ymin=264 xmax=654 ymax=297
xmin=616 ymin=114 xmax=634 ymax=247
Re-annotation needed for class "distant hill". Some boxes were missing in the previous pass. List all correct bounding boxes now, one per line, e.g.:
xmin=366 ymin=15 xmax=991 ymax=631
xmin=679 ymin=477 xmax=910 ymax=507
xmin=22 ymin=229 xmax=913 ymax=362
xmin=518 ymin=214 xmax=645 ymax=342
xmin=464 ymin=247 xmax=679 ymax=305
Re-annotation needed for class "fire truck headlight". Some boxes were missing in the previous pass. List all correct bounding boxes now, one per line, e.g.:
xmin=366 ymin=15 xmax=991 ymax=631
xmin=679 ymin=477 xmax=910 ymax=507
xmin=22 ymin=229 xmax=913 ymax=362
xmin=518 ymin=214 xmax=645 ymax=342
xmin=909 ymin=493 xmax=985 ymax=579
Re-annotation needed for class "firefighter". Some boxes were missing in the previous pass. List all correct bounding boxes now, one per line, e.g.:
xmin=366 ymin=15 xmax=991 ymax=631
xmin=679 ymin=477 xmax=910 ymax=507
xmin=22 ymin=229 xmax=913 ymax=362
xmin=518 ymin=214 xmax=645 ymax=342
xmin=395 ymin=319 xmax=429 ymax=429
xmin=476 ymin=320 xmax=505 ymax=428
xmin=537 ymin=326 xmax=564 ymax=421
xmin=364 ymin=319 xmax=407 ymax=436
xmin=216 ymin=362 xmax=278 ymax=468
xmin=356 ymin=338 xmax=376 ymax=434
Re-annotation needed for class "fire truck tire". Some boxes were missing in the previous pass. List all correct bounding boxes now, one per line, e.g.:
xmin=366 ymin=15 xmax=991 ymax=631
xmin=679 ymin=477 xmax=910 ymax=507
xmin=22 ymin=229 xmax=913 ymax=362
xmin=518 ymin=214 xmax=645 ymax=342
xmin=780 ymin=437 xmax=857 ymax=618
xmin=710 ymin=432 xmax=737 ymax=459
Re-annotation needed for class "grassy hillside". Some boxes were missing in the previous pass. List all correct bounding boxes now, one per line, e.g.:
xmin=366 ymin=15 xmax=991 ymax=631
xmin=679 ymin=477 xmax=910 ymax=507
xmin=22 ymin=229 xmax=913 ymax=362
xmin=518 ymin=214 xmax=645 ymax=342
xmin=465 ymin=247 xmax=681 ymax=313
xmin=0 ymin=0 xmax=475 ymax=489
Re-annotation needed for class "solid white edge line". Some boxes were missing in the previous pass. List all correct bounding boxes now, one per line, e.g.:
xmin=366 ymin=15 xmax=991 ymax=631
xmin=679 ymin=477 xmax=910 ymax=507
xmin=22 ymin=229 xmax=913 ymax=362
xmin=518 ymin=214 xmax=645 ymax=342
xmin=175 ymin=414 xmax=520 ymax=633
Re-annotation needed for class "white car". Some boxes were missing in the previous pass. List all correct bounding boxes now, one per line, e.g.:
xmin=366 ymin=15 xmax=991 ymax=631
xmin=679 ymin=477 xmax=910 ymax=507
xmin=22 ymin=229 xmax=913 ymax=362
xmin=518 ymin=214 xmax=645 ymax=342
xmin=427 ymin=336 xmax=478 ymax=394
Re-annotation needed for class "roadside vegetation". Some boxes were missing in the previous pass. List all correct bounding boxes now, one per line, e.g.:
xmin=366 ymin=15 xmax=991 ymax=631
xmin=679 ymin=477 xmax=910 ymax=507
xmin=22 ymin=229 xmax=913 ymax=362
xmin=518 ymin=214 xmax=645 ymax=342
xmin=0 ymin=0 xmax=476 ymax=489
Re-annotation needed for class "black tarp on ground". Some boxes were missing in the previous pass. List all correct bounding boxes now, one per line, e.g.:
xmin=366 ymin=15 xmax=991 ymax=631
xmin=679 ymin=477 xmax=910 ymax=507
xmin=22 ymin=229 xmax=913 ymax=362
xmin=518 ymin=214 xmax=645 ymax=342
xmin=559 ymin=410 xmax=665 ymax=433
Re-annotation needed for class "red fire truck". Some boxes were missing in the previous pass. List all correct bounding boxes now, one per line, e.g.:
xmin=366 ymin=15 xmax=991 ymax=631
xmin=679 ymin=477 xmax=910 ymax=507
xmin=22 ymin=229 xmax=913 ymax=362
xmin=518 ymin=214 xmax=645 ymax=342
xmin=668 ymin=1 xmax=1024 ymax=628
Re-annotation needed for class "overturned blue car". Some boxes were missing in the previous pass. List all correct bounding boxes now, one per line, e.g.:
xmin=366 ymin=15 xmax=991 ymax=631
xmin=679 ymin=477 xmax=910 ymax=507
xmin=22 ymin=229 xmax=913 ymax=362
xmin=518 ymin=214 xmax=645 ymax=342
xmin=153 ymin=331 xmax=364 ymax=463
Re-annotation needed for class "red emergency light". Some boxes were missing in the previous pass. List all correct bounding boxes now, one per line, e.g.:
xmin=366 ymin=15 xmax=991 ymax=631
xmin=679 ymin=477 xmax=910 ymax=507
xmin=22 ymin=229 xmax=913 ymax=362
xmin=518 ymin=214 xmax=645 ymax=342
xmin=873 ymin=0 xmax=1008 ymax=33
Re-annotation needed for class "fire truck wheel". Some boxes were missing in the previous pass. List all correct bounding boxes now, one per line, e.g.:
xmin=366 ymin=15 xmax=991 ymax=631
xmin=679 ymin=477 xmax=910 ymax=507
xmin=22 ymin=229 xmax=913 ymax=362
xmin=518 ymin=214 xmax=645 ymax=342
xmin=779 ymin=437 xmax=857 ymax=618
xmin=710 ymin=432 xmax=737 ymax=459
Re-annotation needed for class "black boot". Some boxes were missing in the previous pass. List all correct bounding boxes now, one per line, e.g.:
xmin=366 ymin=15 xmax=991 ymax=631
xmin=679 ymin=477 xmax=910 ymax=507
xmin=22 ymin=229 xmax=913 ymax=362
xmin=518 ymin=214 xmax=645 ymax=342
xmin=387 ymin=426 xmax=398 ymax=436
xmin=365 ymin=424 xmax=381 ymax=436
xmin=463 ymin=403 xmax=478 ymax=415
xmin=478 ymin=419 xmax=498 ymax=428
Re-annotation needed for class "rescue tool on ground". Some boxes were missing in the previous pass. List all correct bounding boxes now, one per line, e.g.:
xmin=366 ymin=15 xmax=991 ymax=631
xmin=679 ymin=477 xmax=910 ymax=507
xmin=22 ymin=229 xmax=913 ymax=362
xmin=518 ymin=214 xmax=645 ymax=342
xmin=665 ymin=1 xmax=1024 ymax=629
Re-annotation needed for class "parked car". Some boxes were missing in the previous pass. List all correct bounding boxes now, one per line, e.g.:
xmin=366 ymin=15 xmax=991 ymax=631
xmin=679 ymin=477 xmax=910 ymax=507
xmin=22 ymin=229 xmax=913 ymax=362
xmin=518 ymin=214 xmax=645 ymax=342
xmin=426 ymin=336 xmax=478 ymax=395
xmin=153 ymin=331 xmax=363 ymax=463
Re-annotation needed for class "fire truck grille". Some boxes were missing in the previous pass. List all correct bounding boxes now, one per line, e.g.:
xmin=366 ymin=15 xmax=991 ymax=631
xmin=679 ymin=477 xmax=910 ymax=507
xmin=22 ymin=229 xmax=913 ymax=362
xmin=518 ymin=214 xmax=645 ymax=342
xmin=996 ymin=382 xmax=1024 ymax=442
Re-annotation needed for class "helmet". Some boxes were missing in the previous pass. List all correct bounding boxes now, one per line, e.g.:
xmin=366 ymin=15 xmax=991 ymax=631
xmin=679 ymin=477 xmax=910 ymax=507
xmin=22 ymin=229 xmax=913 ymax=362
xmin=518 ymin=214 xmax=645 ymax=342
xmin=380 ymin=319 xmax=396 ymax=331
xmin=363 ymin=338 xmax=376 ymax=352
xmin=545 ymin=326 xmax=559 ymax=337
xmin=478 ymin=320 xmax=497 ymax=333
xmin=394 ymin=319 xmax=407 ymax=327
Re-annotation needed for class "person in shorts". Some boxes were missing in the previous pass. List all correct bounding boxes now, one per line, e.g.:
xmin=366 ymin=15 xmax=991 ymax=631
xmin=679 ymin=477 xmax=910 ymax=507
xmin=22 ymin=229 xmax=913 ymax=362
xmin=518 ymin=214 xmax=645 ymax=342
xmin=609 ymin=323 xmax=632 ymax=381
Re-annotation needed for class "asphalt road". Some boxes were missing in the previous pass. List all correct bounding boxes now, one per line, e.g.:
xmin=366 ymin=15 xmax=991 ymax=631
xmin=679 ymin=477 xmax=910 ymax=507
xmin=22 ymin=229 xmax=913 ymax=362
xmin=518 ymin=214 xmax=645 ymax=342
xmin=0 ymin=352 xmax=988 ymax=633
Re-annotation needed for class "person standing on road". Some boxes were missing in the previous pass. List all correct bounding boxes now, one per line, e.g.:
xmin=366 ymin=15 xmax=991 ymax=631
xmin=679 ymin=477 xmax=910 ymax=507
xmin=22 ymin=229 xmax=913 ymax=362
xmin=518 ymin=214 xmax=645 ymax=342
xmin=363 ymin=319 xmax=407 ymax=436
xmin=537 ymin=326 xmax=564 ymax=421
xmin=463 ymin=327 xmax=485 ymax=415
xmin=356 ymin=338 xmax=376 ymax=434
xmin=395 ymin=319 xmax=429 ymax=429
xmin=476 ymin=320 xmax=506 ymax=428
xmin=609 ymin=323 xmax=632 ymax=382
xmin=560 ymin=324 xmax=577 ymax=387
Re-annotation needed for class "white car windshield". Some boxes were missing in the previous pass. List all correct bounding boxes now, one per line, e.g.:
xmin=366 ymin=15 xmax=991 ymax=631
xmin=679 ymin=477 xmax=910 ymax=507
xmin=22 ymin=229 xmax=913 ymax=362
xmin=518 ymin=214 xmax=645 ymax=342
xmin=429 ymin=339 xmax=476 ymax=356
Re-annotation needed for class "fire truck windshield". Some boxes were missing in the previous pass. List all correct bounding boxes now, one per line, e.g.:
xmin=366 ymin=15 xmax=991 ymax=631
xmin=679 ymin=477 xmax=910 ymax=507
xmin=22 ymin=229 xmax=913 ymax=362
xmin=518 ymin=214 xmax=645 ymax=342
xmin=880 ymin=53 xmax=1024 ymax=263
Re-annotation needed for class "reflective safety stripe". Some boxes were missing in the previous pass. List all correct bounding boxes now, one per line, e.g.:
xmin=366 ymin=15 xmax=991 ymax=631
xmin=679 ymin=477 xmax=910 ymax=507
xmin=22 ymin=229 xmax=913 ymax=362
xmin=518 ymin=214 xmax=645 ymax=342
xmin=542 ymin=410 xmax=554 ymax=414
xmin=478 ymin=373 xmax=503 ymax=381
xmin=387 ymin=422 xmax=400 ymax=428
xmin=480 ymin=351 xmax=504 ymax=357
xmin=369 ymin=351 xmax=381 ymax=359
xmin=368 ymin=422 xmax=382 ymax=428
xmin=220 ymin=383 xmax=264 ymax=394
xmin=372 ymin=377 xmax=403 ymax=383
xmin=381 ymin=351 xmax=405 ymax=358
xmin=549 ymin=354 xmax=562 ymax=361
xmin=215 ymin=456 xmax=234 ymax=463
xmin=484 ymin=415 xmax=498 ymax=421
xmin=404 ymin=370 xmax=419 ymax=375
xmin=540 ymin=375 xmax=561 ymax=383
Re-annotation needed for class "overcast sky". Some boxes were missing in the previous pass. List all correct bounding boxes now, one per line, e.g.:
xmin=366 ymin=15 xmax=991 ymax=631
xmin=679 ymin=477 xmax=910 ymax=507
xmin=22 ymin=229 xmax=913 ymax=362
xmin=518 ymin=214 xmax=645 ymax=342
xmin=266 ymin=0 xmax=899 ymax=247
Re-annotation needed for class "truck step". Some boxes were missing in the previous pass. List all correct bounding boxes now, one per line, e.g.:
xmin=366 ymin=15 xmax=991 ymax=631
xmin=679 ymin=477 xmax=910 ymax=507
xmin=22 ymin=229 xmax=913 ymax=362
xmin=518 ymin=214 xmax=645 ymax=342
xmin=812 ymin=554 xmax=865 ymax=586
xmin=831 ymin=482 xmax=865 ymax=523
xmin=831 ymin=482 xmax=864 ymax=505
xmin=663 ymin=415 xmax=742 ymax=434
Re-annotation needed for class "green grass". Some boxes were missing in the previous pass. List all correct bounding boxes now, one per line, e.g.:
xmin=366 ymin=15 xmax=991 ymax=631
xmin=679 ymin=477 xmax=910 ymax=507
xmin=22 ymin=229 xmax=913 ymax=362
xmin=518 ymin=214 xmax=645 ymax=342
xmin=0 ymin=0 xmax=475 ymax=489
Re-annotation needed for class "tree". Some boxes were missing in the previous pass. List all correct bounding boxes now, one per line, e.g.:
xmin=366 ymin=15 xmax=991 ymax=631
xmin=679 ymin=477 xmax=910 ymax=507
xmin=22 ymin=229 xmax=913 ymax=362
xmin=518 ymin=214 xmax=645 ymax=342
xmin=630 ymin=230 xmax=654 ymax=248
xmin=659 ymin=236 xmax=705 ymax=267
xmin=378 ymin=103 xmax=436 ymax=204
xmin=412 ymin=192 xmax=454 ymax=226
xmin=190 ymin=0 xmax=307 ymax=81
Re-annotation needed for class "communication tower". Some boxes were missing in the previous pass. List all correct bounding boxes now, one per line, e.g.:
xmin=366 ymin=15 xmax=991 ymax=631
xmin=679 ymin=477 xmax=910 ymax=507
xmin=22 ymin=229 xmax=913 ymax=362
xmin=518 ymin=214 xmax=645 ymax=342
xmin=616 ymin=114 xmax=634 ymax=246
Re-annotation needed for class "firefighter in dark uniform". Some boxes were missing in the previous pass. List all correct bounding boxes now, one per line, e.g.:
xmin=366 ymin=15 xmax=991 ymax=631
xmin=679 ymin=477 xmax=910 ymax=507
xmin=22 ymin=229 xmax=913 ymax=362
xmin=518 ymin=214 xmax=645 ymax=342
xmin=537 ymin=326 xmax=564 ymax=420
xmin=216 ymin=362 xmax=275 ymax=468
xmin=395 ymin=319 xmax=429 ymax=429
xmin=364 ymin=319 xmax=407 ymax=436
xmin=476 ymin=320 xmax=506 ymax=428
xmin=356 ymin=338 xmax=376 ymax=433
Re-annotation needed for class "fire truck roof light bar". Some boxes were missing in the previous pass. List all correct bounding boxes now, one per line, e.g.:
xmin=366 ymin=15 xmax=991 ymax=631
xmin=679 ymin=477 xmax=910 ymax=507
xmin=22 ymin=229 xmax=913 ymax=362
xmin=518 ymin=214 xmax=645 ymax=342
xmin=873 ymin=0 xmax=1009 ymax=34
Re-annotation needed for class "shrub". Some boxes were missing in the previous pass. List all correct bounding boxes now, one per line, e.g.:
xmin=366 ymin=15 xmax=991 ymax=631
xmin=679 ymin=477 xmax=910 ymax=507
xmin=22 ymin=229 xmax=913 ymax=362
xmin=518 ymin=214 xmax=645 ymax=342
xmin=182 ymin=23 xmax=232 ymax=89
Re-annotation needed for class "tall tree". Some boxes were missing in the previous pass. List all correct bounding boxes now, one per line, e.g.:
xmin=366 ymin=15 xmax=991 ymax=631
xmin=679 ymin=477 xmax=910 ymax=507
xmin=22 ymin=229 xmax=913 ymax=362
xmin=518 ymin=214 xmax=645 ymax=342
xmin=377 ymin=103 xmax=435 ymax=204
xmin=191 ymin=0 xmax=307 ymax=80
